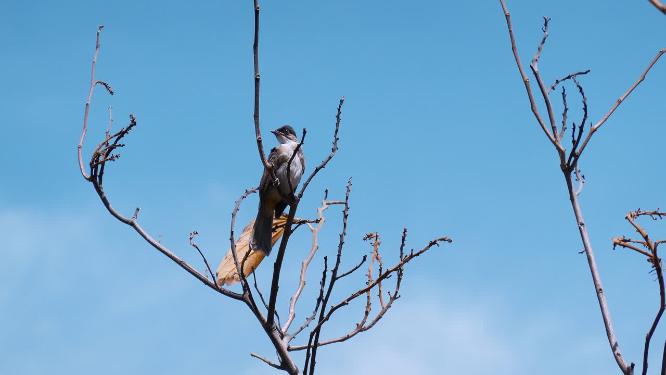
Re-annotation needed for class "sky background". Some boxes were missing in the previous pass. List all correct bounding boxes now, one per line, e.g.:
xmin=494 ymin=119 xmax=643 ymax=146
xmin=1 ymin=0 xmax=665 ymax=374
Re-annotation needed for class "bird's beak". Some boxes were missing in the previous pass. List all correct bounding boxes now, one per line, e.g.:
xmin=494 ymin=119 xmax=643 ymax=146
xmin=270 ymin=130 xmax=279 ymax=136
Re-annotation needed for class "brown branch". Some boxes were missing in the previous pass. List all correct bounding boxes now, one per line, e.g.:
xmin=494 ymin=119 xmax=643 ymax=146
xmin=574 ymin=48 xmax=665 ymax=160
xmin=282 ymin=193 xmax=341 ymax=335
xmin=289 ymin=257 xmax=329 ymax=343
xmin=303 ymin=179 xmax=353 ymax=375
xmin=649 ymin=0 xmax=666 ymax=14
xmin=251 ymin=353 xmax=284 ymax=370
xmin=559 ymin=86 xmax=568 ymax=140
xmin=613 ymin=237 xmax=652 ymax=258
xmin=529 ymin=17 xmax=562 ymax=147
xmin=79 ymin=25 xmax=114 ymax=181
xmin=498 ymin=1 xmax=642 ymax=372
xmin=364 ymin=233 xmax=386 ymax=308
xmin=252 ymin=271 xmax=270 ymax=311
xmin=252 ymin=0 xmax=271 ymax=172
xmin=229 ymin=186 xmax=297 ymax=374
xmin=188 ymin=231 xmax=216 ymax=283
xmin=614 ymin=210 xmax=666 ymax=375
xmin=266 ymin=202 xmax=297 ymax=329
xmin=566 ymin=76 xmax=587 ymax=168
xmin=297 ymin=97 xmax=344 ymax=199
xmin=498 ymin=1 xmax=558 ymax=148
xmin=548 ymin=69 xmax=591 ymax=94
xmin=290 ymin=232 xmax=451 ymax=352
xmin=84 ymin=140 xmax=242 ymax=299
xmin=335 ymin=255 xmax=367 ymax=281
xmin=229 ymin=187 xmax=258 ymax=293
xmin=77 ymin=30 xmax=241 ymax=300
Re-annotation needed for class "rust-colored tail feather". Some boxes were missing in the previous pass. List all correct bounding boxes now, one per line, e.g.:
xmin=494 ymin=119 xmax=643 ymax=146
xmin=216 ymin=215 xmax=288 ymax=286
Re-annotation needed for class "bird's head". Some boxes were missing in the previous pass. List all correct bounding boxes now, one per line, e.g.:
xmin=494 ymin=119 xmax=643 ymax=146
xmin=271 ymin=125 xmax=298 ymax=144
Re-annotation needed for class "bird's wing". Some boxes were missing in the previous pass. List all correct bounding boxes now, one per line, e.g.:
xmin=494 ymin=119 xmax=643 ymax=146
xmin=259 ymin=146 xmax=281 ymax=191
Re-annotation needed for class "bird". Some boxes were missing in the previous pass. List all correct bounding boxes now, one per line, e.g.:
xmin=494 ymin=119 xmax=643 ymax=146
xmin=215 ymin=125 xmax=304 ymax=286
xmin=216 ymin=215 xmax=288 ymax=286
xmin=252 ymin=125 xmax=305 ymax=255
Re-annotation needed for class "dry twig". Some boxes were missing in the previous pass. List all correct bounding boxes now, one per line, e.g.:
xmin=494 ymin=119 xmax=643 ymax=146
xmin=613 ymin=210 xmax=666 ymax=375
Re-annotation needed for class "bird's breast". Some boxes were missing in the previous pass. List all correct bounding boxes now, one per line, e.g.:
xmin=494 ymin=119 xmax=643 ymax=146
xmin=275 ymin=143 xmax=303 ymax=194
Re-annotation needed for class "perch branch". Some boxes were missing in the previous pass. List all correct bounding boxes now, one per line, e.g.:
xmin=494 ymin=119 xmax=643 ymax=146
xmin=282 ymin=192 xmax=344 ymax=335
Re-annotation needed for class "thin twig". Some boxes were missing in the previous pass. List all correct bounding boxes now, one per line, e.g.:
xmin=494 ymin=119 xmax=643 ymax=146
xmin=79 ymin=25 xmax=114 ymax=181
xmin=304 ymin=178 xmax=353 ymax=375
xmin=614 ymin=210 xmax=666 ymax=375
xmin=251 ymin=353 xmax=284 ymax=370
xmin=649 ymin=0 xmax=666 ymax=14
xmin=297 ymin=97 xmax=344 ymax=199
xmin=229 ymin=188 xmax=258 ymax=294
xmin=574 ymin=49 xmax=666 ymax=160
xmin=252 ymin=0 xmax=271 ymax=172
xmin=290 ymin=233 xmax=452 ymax=352
xmin=283 ymin=192 xmax=335 ymax=335
xmin=290 ymin=257 xmax=328 ymax=343
xmin=498 ymin=2 xmax=558 ymax=148
xmin=548 ymin=69 xmax=591 ymax=94
xmin=189 ymin=231 xmax=216 ymax=283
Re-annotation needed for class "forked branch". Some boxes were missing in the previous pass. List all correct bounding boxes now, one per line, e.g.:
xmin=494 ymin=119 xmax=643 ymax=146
xmin=498 ymin=1 xmax=664 ymax=373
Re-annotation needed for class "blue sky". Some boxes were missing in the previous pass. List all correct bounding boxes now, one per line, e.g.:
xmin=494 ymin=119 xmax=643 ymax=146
xmin=1 ymin=0 xmax=665 ymax=374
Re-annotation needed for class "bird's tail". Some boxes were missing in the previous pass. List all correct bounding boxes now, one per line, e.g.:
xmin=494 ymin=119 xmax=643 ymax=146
xmin=216 ymin=215 xmax=287 ymax=286
xmin=253 ymin=200 xmax=277 ymax=256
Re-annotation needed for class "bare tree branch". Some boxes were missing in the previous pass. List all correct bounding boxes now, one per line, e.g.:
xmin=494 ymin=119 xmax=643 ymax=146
xmin=252 ymin=0 xmax=271 ymax=172
xmin=288 ymin=257 xmax=329 ymax=343
xmin=574 ymin=49 xmax=665 ymax=161
xmin=498 ymin=2 xmax=558 ymax=148
xmin=297 ymin=97 xmax=344 ymax=199
xmin=291 ymin=231 xmax=452 ymax=353
xmin=78 ymin=25 xmax=113 ymax=181
xmin=613 ymin=210 xmax=666 ymax=375
xmin=549 ymin=69 xmax=591 ymax=94
xmin=251 ymin=352 xmax=284 ymax=371
xmin=649 ymin=0 xmax=666 ymax=14
xmin=77 ymin=33 xmax=242 ymax=299
xmin=282 ymin=192 xmax=344 ymax=335
xmin=188 ymin=231 xmax=216 ymax=283
xmin=495 ymin=1 xmax=666 ymax=373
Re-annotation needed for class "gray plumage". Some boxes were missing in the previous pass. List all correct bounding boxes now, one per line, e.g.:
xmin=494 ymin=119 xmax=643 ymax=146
xmin=252 ymin=125 xmax=305 ymax=256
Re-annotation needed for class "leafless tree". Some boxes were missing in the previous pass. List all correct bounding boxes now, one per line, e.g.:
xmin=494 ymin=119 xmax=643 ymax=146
xmin=77 ymin=2 xmax=450 ymax=374
xmin=498 ymin=0 xmax=664 ymax=374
